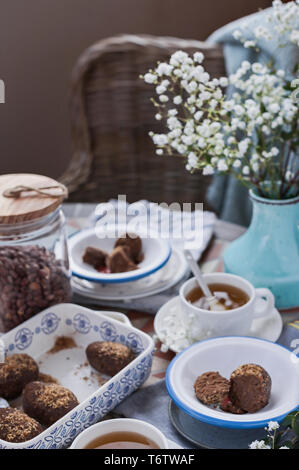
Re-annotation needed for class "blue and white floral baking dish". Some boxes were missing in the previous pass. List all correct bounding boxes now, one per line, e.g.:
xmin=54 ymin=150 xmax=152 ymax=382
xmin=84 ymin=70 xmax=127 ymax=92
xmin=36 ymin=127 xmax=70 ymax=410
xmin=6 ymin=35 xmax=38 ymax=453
xmin=0 ymin=303 xmax=154 ymax=449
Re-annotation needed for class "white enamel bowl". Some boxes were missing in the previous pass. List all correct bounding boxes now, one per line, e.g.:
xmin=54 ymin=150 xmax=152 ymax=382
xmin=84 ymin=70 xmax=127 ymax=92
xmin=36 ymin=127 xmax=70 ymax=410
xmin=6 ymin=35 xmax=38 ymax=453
xmin=68 ymin=225 xmax=172 ymax=283
xmin=166 ymin=336 xmax=299 ymax=429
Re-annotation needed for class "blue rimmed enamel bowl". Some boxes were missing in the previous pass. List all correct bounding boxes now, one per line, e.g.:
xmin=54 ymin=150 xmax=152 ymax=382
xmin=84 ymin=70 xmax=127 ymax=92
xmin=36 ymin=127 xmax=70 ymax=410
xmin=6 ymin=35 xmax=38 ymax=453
xmin=166 ymin=336 xmax=299 ymax=429
xmin=0 ymin=303 xmax=154 ymax=448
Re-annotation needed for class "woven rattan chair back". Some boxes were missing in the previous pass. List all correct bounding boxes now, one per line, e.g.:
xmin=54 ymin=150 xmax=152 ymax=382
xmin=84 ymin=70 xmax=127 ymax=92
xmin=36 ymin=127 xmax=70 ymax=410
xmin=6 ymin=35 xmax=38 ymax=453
xmin=61 ymin=35 xmax=225 ymax=206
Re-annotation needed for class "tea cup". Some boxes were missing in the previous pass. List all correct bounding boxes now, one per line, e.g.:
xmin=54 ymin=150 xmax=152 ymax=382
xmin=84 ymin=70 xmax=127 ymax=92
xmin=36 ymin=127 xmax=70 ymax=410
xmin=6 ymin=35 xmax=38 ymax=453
xmin=179 ymin=272 xmax=275 ymax=339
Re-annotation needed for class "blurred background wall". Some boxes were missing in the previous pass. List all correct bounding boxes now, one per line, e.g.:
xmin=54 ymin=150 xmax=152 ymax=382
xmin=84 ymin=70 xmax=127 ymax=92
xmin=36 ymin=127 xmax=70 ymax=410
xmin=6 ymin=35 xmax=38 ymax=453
xmin=0 ymin=0 xmax=272 ymax=179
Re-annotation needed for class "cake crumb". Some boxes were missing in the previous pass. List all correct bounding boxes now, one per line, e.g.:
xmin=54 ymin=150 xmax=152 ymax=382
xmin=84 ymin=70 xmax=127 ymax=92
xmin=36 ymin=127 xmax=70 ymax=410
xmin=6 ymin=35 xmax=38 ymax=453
xmin=48 ymin=336 xmax=77 ymax=354
xmin=38 ymin=373 xmax=59 ymax=385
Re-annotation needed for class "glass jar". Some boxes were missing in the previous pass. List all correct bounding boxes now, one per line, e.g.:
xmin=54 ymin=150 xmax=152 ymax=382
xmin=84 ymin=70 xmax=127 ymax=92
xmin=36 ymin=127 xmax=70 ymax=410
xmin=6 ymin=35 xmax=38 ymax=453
xmin=0 ymin=174 xmax=71 ymax=332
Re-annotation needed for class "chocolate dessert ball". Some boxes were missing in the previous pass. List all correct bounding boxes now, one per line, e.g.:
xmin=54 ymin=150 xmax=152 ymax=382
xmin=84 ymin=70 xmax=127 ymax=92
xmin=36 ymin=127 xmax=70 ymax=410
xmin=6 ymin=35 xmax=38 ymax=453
xmin=106 ymin=246 xmax=138 ymax=273
xmin=194 ymin=372 xmax=230 ymax=405
xmin=229 ymin=364 xmax=271 ymax=413
xmin=82 ymin=246 xmax=108 ymax=270
xmin=0 ymin=408 xmax=43 ymax=443
xmin=114 ymin=233 xmax=143 ymax=263
xmin=86 ymin=341 xmax=134 ymax=376
xmin=0 ymin=353 xmax=39 ymax=399
xmin=23 ymin=381 xmax=79 ymax=426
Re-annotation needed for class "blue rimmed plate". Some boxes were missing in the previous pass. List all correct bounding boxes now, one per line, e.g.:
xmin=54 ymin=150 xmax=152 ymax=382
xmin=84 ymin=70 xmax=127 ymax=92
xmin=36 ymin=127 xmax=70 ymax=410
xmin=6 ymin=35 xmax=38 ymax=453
xmin=166 ymin=336 xmax=299 ymax=429
xmin=68 ymin=225 xmax=172 ymax=283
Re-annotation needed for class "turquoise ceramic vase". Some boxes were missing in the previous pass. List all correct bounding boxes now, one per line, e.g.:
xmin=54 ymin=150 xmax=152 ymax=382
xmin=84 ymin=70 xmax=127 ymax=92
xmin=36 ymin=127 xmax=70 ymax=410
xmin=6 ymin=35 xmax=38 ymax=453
xmin=223 ymin=190 xmax=299 ymax=309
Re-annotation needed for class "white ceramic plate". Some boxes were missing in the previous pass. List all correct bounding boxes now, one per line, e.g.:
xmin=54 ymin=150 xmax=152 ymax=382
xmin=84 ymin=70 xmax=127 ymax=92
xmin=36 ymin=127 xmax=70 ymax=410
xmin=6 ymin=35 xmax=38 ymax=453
xmin=68 ymin=225 xmax=171 ymax=283
xmin=71 ymin=249 xmax=189 ymax=301
xmin=154 ymin=296 xmax=283 ymax=353
xmin=166 ymin=336 xmax=299 ymax=429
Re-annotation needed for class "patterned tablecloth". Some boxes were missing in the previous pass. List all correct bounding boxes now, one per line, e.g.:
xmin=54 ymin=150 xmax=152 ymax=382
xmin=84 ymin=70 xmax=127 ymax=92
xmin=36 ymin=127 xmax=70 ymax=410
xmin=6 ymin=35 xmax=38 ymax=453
xmin=66 ymin=206 xmax=299 ymax=388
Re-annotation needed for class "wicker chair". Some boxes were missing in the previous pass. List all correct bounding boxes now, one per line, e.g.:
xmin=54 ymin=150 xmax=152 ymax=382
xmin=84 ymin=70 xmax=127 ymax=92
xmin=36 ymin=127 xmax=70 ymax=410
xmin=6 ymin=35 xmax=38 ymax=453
xmin=61 ymin=34 xmax=225 ymax=206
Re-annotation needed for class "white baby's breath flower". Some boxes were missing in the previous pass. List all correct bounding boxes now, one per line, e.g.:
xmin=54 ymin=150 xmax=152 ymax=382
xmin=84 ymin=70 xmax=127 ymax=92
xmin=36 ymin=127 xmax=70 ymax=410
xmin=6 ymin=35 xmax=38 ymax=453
xmin=217 ymin=159 xmax=228 ymax=171
xmin=233 ymin=159 xmax=242 ymax=168
xmin=219 ymin=77 xmax=228 ymax=87
xmin=156 ymin=62 xmax=173 ymax=76
xmin=233 ymin=30 xmax=242 ymax=40
xmin=244 ymin=40 xmax=257 ymax=48
xmin=249 ymin=440 xmax=271 ymax=449
xmin=270 ymin=147 xmax=280 ymax=156
xmin=193 ymin=51 xmax=204 ymax=63
xmin=268 ymin=103 xmax=280 ymax=114
xmin=156 ymin=85 xmax=166 ymax=95
xmin=159 ymin=94 xmax=169 ymax=103
xmin=155 ymin=113 xmax=162 ymax=120
xmin=194 ymin=111 xmax=203 ymax=121
xmin=265 ymin=421 xmax=280 ymax=432
xmin=144 ymin=73 xmax=156 ymax=84
xmin=152 ymin=134 xmax=168 ymax=146
xmin=203 ymin=165 xmax=214 ymax=175
xmin=173 ymin=95 xmax=182 ymax=105
xmin=252 ymin=63 xmax=264 ymax=74
xmin=156 ymin=149 xmax=163 ymax=155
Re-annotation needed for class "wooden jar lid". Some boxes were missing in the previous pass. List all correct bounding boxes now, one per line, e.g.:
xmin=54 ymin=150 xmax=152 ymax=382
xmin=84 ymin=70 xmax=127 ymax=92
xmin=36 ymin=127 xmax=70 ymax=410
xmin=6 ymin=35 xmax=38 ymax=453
xmin=0 ymin=174 xmax=68 ymax=224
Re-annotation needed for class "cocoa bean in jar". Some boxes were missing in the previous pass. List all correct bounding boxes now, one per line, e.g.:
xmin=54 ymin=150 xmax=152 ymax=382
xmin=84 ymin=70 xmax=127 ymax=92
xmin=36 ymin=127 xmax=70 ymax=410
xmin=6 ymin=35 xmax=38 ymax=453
xmin=0 ymin=245 xmax=72 ymax=332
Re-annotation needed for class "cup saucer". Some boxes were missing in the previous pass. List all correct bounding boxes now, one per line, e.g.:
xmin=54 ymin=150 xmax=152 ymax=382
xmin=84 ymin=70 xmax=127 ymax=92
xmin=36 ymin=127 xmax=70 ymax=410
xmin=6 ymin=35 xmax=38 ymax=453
xmin=154 ymin=296 xmax=283 ymax=353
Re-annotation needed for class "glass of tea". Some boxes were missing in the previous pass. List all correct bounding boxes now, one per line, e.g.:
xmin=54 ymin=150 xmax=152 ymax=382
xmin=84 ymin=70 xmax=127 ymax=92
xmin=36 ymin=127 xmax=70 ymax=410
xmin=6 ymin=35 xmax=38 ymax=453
xmin=179 ymin=273 xmax=275 ymax=339
xmin=70 ymin=418 xmax=169 ymax=449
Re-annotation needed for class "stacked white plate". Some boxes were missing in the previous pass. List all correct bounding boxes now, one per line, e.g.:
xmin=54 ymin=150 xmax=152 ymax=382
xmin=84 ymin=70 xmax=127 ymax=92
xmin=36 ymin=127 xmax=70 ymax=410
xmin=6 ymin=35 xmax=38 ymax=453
xmin=68 ymin=225 xmax=189 ymax=301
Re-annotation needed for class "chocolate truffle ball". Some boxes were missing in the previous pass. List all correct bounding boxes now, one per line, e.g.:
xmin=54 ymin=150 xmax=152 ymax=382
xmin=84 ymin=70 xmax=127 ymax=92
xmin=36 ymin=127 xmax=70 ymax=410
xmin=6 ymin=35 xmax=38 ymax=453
xmin=0 ymin=408 xmax=43 ymax=443
xmin=23 ymin=381 xmax=79 ymax=426
xmin=82 ymin=246 xmax=108 ymax=270
xmin=194 ymin=371 xmax=230 ymax=405
xmin=86 ymin=341 xmax=134 ymax=376
xmin=229 ymin=364 xmax=271 ymax=413
xmin=106 ymin=246 xmax=138 ymax=273
xmin=114 ymin=233 xmax=143 ymax=263
xmin=0 ymin=353 xmax=39 ymax=399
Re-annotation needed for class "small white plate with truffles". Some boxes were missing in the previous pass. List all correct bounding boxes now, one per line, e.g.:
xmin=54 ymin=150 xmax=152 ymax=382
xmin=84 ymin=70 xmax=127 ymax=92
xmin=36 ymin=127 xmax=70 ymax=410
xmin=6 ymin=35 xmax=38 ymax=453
xmin=68 ymin=225 xmax=172 ymax=284
xmin=0 ymin=304 xmax=154 ymax=449
xmin=166 ymin=336 xmax=299 ymax=429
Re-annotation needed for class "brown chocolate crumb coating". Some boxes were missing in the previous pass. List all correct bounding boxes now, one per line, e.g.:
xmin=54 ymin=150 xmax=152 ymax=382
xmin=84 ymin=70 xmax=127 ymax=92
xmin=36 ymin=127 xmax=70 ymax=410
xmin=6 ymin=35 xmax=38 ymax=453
xmin=23 ymin=381 xmax=79 ymax=426
xmin=0 ymin=354 xmax=39 ymax=399
xmin=114 ymin=233 xmax=142 ymax=263
xmin=229 ymin=364 xmax=271 ymax=413
xmin=82 ymin=246 xmax=108 ymax=270
xmin=107 ymin=246 xmax=138 ymax=273
xmin=194 ymin=372 xmax=230 ymax=405
xmin=86 ymin=341 xmax=134 ymax=376
xmin=0 ymin=408 xmax=43 ymax=443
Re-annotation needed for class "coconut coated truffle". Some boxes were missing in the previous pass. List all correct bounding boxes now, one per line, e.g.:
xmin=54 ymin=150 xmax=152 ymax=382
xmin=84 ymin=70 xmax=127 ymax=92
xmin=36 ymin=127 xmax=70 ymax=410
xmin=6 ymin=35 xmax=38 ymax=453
xmin=194 ymin=371 xmax=230 ymax=405
xmin=86 ymin=341 xmax=134 ymax=376
xmin=0 ymin=408 xmax=43 ymax=443
xmin=0 ymin=353 xmax=39 ymax=399
xmin=23 ymin=381 xmax=79 ymax=426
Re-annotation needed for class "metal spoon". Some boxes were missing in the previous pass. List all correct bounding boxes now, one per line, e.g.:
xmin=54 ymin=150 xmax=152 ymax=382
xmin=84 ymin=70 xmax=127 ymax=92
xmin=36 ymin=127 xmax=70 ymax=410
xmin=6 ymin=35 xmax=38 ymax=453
xmin=184 ymin=249 xmax=226 ymax=311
